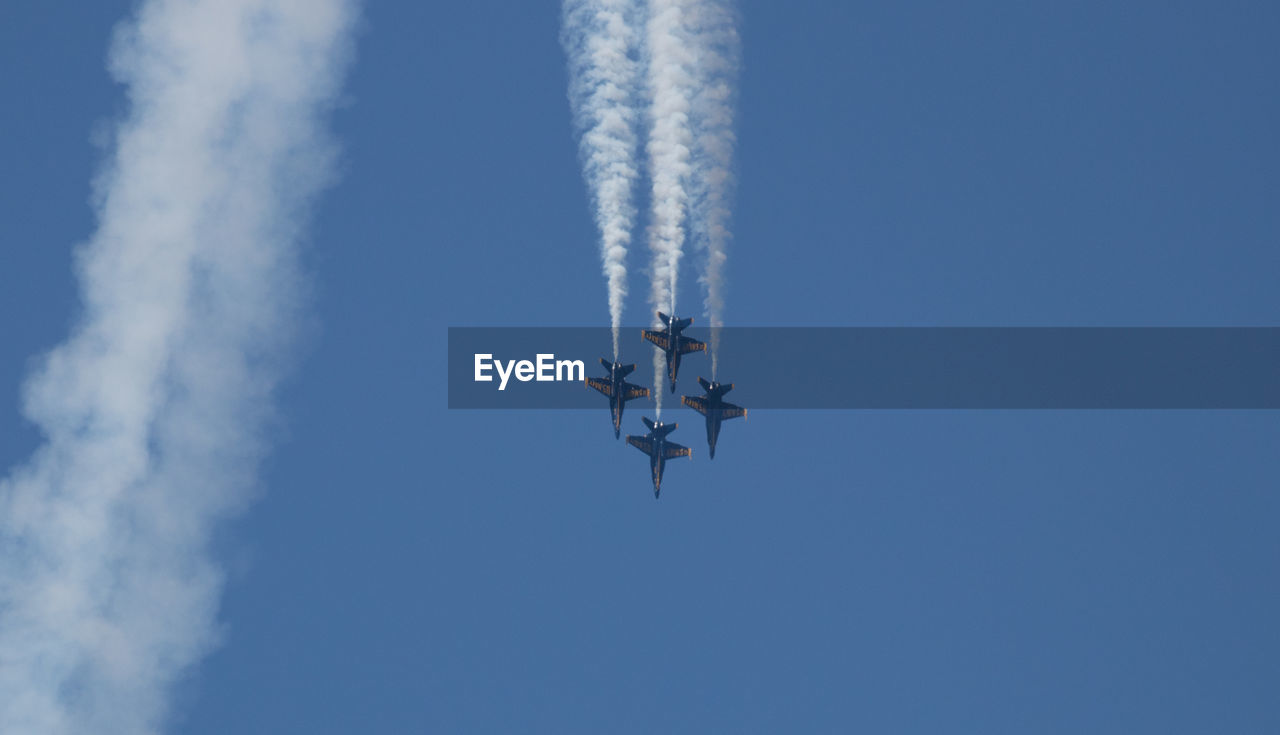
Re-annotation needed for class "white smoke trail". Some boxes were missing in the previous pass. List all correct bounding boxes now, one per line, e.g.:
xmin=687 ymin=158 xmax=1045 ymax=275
xmin=0 ymin=1 xmax=355 ymax=733
xmin=645 ymin=0 xmax=697 ymax=413
xmin=685 ymin=1 xmax=739 ymax=380
xmin=562 ymin=0 xmax=642 ymax=360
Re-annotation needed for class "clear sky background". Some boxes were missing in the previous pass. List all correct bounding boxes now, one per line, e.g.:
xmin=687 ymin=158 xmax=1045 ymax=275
xmin=1 ymin=1 xmax=1278 ymax=733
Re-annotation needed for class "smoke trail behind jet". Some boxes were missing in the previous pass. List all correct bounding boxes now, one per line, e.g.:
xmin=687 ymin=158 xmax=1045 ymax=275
xmin=0 ymin=1 xmax=354 ymax=732
xmin=685 ymin=0 xmax=739 ymax=380
xmin=645 ymin=0 xmax=697 ymax=412
xmin=562 ymin=0 xmax=643 ymax=359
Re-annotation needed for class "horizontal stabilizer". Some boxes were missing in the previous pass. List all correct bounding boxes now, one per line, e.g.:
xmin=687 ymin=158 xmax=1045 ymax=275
xmin=698 ymin=377 xmax=732 ymax=397
xmin=654 ymin=312 xmax=692 ymax=333
xmin=601 ymin=358 xmax=636 ymax=378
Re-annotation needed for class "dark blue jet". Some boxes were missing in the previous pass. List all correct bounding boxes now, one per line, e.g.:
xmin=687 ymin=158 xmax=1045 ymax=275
xmin=626 ymin=416 xmax=692 ymax=498
xmin=585 ymin=358 xmax=650 ymax=438
xmin=642 ymin=311 xmax=706 ymax=393
xmin=681 ymin=377 xmax=747 ymax=459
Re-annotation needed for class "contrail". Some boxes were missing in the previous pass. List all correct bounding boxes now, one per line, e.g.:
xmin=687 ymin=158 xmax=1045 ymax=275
xmin=644 ymin=0 xmax=696 ymax=414
xmin=0 ymin=1 xmax=355 ymax=733
xmin=562 ymin=0 xmax=643 ymax=360
xmin=685 ymin=1 xmax=739 ymax=380
xmin=643 ymin=0 xmax=738 ymax=405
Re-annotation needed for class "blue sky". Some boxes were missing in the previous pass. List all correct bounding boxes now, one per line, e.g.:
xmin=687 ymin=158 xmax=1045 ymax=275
xmin=1 ymin=1 xmax=1278 ymax=733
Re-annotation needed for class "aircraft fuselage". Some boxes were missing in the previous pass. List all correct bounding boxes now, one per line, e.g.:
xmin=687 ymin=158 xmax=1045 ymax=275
xmin=642 ymin=312 xmax=705 ymax=394
xmin=681 ymin=377 xmax=746 ymax=459
xmin=587 ymin=359 xmax=649 ymax=439
xmin=626 ymin=417 xmax=691 ymax=498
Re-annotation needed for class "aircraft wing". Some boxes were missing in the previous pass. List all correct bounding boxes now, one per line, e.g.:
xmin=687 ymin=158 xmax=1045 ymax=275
xmin=623 ymin=383 xmax=650 ymax=401
xmin=720 ymin=402 xmax=747 ymax=420
xmin=586 ymin=376 xmax=613 ymax=397
xmin=681 ymin=395 xmax=709 ymax=415
xmin=662 ymin=442 xmax=692 ymax=459
xmin=643 ymin=329 xmax=671 ymax=351
xmin=626 ymin=435 xmax=656 ymax=456
xmin=676 ymin=335 xmax=706 ymax=355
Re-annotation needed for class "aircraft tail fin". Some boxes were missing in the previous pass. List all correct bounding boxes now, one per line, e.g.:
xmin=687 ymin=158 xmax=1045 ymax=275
xmin=601 ymin=358 xmax=636 ymax=378
xmin=698 ymin=376 xmax=732 ymax=397
xmin=641 ymin=416 xmax=656 ymax=432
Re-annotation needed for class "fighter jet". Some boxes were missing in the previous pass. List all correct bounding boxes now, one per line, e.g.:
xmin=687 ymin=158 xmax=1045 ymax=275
xmin=642 ymin=311 xmax=706 ymax=393
xmin=585 ymin=358 xmax=650 ymax=438
xmin=626 ymin=417 xmax=692 ymax=498
xmin=681 ymin=377 xmax=747 ymax=459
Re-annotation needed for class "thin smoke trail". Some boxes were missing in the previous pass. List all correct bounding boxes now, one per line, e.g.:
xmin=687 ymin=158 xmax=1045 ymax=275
xmin=562 ymin=0 xmax=643 ymax=360
xmin=645 ymin=0 xmax=697 ymax=413
xmin=0 ymin=1 xmax=355 ymax=733
xmin=685 ymin=0 xmax=739 ymax=380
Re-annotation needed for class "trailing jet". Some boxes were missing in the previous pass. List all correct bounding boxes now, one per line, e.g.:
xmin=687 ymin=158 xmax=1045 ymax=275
xmin=626 ymin=417 xmax=691 ymax=498
xmin=681 ymin=377 xmax=747 ymax=459
xmin=642 ymin=311 xmax=706 ymax=393
xmin=585 ymin=358 xmax=650 ymax=438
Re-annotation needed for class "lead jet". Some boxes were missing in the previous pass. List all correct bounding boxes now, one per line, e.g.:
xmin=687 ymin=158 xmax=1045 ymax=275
xmin=585 ymin=358 xmax=650 ymax=438
xmin=626 ymin=417 xmax=692 ymax=498
xmin=641 ymin=312 xmax=706 ymax=393
xmin=681 ymin=377 xmax=747 ymax=459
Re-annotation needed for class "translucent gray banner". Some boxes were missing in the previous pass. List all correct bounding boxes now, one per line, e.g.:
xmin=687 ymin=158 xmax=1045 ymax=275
xmin=448 ymin=327 xmax=1280 ymax=409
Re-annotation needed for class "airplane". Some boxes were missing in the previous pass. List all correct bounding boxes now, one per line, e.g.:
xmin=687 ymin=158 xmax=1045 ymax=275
xmin=641 ymin=311 xmax=706 ymax=393
xmin=681 ymin=376 xmax=747 ymax=459
xmin=585 ymin=358 xmax=650 ymax=438
xmin=626 ymin=416 xmax=692 ymax=498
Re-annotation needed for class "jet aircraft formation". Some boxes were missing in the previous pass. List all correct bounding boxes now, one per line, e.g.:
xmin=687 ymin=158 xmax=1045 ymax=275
xmin=587 ymin=312 xmax=747 ymax=498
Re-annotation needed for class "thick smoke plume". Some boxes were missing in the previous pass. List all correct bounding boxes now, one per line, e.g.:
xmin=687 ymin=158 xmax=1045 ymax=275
xmin=644 ymin=0 xmax=696 ymax=412
xmin=643 ymin=0 xmax=738 ymax=404
xmin=560 ymin=0 xmax=740 ymax=410
xmin=562 ymin=0 xmax=643 ymax=359
xmin=0 ymin=1 xmax=355 ymax=732
xmin=685 ymin=0 xmax=739 ymax=379
xmin=644 ymin=0 xmax=695 ymax=324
